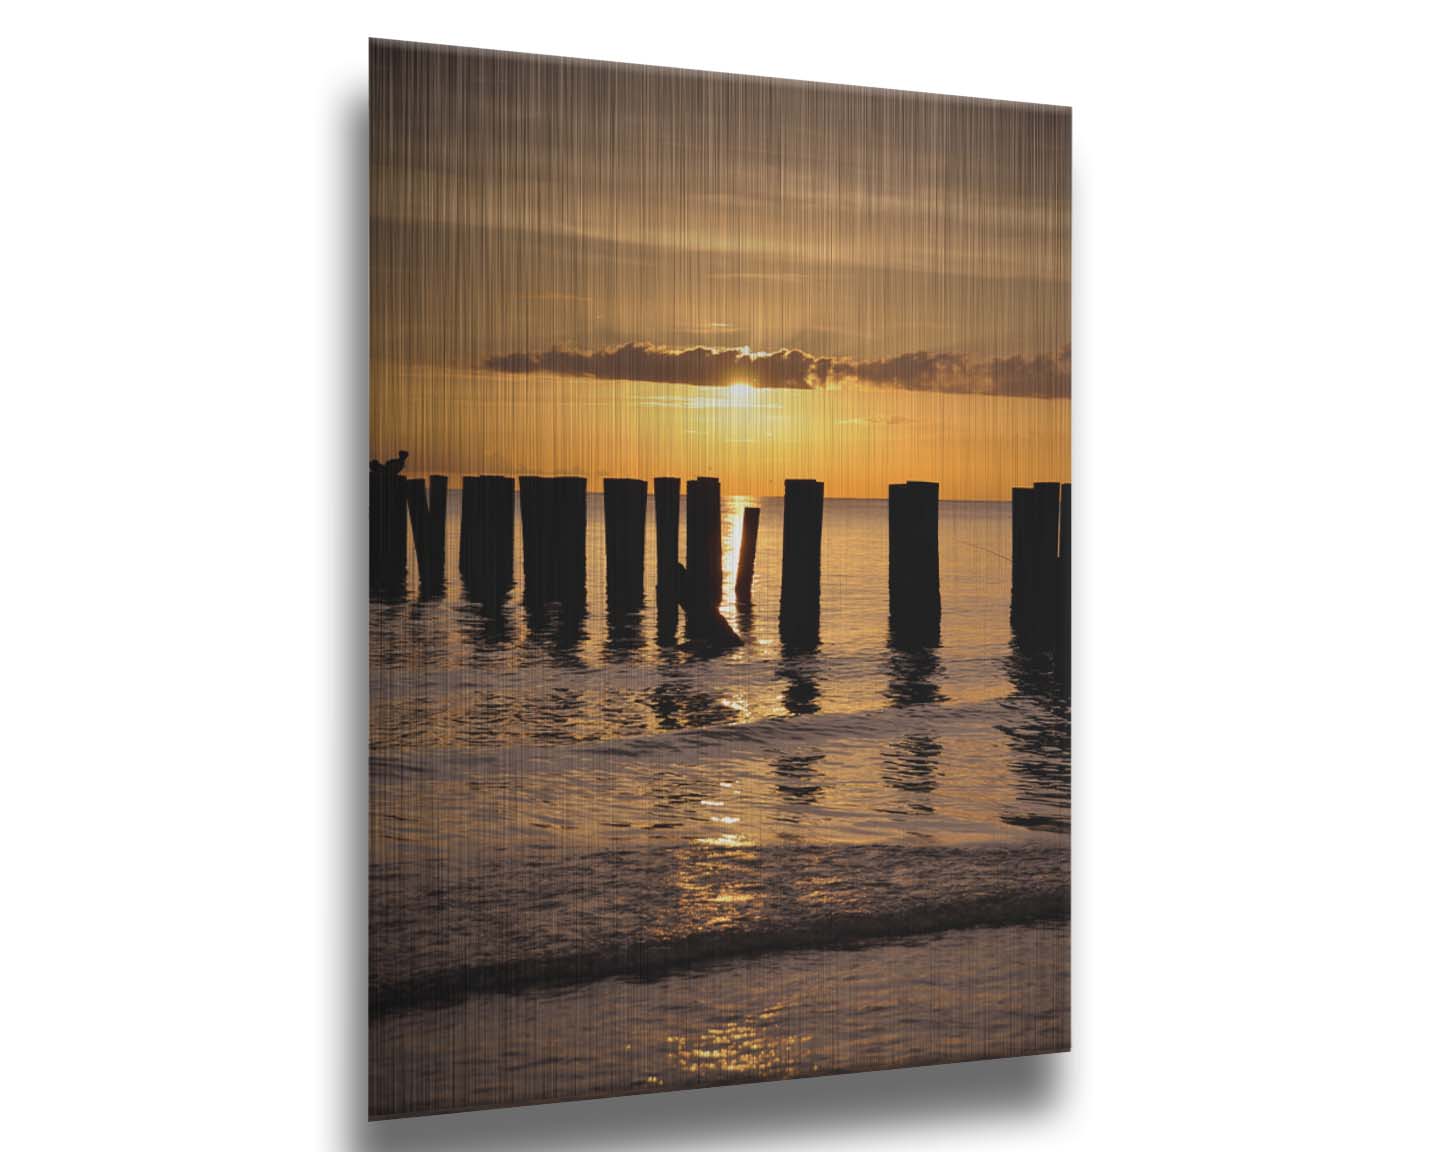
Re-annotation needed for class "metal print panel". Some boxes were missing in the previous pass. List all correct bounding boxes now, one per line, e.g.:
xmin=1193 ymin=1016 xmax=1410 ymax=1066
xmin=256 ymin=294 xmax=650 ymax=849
xmin=369 ymin=37 xmax=1070 ymax=1119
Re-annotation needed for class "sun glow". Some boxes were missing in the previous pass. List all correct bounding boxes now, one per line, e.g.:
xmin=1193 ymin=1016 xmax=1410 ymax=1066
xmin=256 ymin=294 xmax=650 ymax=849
xmin=725 ymin=382 xmax=757 ymax=405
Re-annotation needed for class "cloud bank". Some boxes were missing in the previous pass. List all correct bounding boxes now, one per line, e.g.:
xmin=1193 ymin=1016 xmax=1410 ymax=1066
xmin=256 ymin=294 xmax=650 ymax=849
xmin=486 ymin=342 xmax=1069 ymax=398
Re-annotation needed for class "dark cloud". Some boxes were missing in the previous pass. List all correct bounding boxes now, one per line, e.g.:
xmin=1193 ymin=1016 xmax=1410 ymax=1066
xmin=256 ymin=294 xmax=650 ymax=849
xmin=486 ymin=342 xmax=1069 ymax=398
xmin=852 ymin=345 xmax=1070 ymax=398
xmin=486 ymin=342 xmax=835 ymax=390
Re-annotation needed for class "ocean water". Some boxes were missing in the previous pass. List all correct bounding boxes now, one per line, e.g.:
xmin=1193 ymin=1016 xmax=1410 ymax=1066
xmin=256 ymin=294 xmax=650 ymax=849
xmin=370 ymin=495 xmax=1070 ymax=1118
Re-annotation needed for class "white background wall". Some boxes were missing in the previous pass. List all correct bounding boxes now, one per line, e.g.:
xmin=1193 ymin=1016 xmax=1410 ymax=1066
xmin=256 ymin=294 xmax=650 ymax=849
xmin=4 ymin=2 xmax=1437 ymax=1148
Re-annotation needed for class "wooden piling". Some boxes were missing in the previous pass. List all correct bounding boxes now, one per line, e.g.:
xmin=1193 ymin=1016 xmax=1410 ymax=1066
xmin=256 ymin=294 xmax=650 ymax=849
xmin=487 ymin=476 xmax=515 ymax=599
xmin=1011 ymin=482 xmax=1062 ymax=652
xmin=404 ymin=478 xmax=436 ymax=592
xmin=1030 ymin=482 xmax=1060 ymax=649
xmin=1056 ymin=482 xmax=1072 ymax=679
xmin=370 ymin=469 xmax=410 ymax=595
xmin=459 ymin=476 xmax=478 ymax=585
xmin=519 ymin=476 xmax=585 ymax=610
xmin=654 ymin=477 xmax=680 ymax=606
xmin=735 ymin=506 xmax=760 ymax=604
xmin=888 ymin=481 xmax=940 ymax=645
xmin=1011 ymin=486 xmax=1032 ymax=628
xmin=780 ymin=479 xmax=824 ymax=646
xmin=369 ymin=471 xmax=383 ymax=591
xmin=518 ymin=476 xmax=554 ymax=607
xmin=686 ymin=477 xmax=722 ymax=610
xmin=426 ymin=475 xmax=447 ymax=591
xmin=555 ymin=476 xmax=588 ymax=608
xmin=460 ymin=475 xmax=514 ymax=604
xmin=604 ymin=478 xmax=647 ymax=612
xmin=382 ymin=474 xmax=407 ymax=592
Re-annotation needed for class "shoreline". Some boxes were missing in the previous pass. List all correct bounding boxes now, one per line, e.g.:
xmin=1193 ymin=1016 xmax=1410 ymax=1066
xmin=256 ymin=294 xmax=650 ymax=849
xmin=370 ymin=920 xmax=1071 ymax=1119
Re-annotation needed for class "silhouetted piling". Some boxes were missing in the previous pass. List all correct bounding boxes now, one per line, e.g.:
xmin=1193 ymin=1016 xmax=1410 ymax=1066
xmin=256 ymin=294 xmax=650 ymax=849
xmin=654 ymin=477 xmax=680 ymax=606
xmin=735 ymin=506 xmax=760 ymax=604
xmin=518 ymin=476 xmax=555 ymax=607
xmin=459 ymin=478 xmax=476 ymax=578
xmin=518 ymin=475 xmax=586 ymax=611
xmin=404 ymin=477 xmax=444 ymax=594
xmin=686 ymin=477 xmax=722 ymax=610
xmin=654 ymin=477 xmax=680 ymax=644
xmin=888 ymin=481 xmax=941 ymax=646
xmin=678 ymin=477 xmax=739 ymax=649
xmin=384 ymin=477 xmax=407 ymax=592
xmin=427 ymin=475 xmax=447 ymax=589
xmin=369 ymin=470 xmax=409 ymax=595
xmin=780 ymin=479 xmax=824 ymax=648
xmin=1056 ymin=483 xmax=1072 ymax=680
xmin=1011 ymin=482 xmax=1063 ymax=653
xmin=604 ymin=478 xmax=647 ymax=613
xmin=555 ymin=477 xmax=587 ymax=608
xmin=369 ymin=471 xmax=383 ymax=588
xmin=1029 ymin=482 xmax=1060 ymax=648
xmin=460 ymin=475 xmax=514 ymax=605
xmin=1010 ymin=486 xmax=1033 ymax=628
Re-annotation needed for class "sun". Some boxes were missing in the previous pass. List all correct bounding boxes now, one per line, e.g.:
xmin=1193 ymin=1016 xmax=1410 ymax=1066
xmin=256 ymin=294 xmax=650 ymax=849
xmin=688 ymin=380 xmax=765 ymax=410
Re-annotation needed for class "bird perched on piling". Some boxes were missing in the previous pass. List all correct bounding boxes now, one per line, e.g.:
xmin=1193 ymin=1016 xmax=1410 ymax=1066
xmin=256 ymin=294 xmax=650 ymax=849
xmin=371 ymin=450 xmax=410 ymax=476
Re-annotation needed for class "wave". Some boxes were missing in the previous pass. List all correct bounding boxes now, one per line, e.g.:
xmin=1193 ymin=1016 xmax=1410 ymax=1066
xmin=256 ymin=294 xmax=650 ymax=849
xmin=370 ymin=883 xmax=1068 ymax=1018
xmin=371 ymin=692 xmax=1021 ymax=780
xmin=371 ymin=835 xmax=1071 ymax=1019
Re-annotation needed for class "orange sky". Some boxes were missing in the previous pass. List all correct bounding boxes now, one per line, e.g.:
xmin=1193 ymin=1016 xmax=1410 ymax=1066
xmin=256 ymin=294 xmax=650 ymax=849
xmin=370 ymin=41 xmax=1070 ymax=498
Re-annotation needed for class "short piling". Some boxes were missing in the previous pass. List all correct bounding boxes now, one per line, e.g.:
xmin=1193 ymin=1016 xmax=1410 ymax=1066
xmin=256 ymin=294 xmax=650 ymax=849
xmin=780 ymin=479 xmax=824 ymax=647
xmin=604 ymin=478 xmax=647 ymax=613
xmin=735 ymin=506 xmax=760 ymax=604
xmin=888 ymin=481 xmax=940 ymax=646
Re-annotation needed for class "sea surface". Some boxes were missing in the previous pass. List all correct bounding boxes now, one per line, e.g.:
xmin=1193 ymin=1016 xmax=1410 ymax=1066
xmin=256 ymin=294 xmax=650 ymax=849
xmin=370 ymin=495 xmax=1070 ymax=1118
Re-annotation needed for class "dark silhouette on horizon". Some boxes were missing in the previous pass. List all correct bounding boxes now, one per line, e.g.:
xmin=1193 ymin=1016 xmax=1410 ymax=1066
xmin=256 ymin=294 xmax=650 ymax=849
xmin=369 ymin=460 xmax=1072 ymax=697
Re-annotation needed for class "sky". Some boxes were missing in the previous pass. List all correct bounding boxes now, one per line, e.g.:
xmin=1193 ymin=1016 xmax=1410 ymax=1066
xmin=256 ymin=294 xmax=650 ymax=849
xmin=371 ymin=39 xmax=1070 ymax=499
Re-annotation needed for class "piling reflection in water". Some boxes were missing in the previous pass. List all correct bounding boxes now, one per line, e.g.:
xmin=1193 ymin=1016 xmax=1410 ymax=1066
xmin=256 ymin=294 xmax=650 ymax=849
xmin=456 ymin=599 xmax=511 ymax=649
xmin=884 ymin=642 xmax=948 ymax=709
xmin=1000 ymin=644 xmax=1071 ymax=833
xmin=523 ymin=600 xmax=587 ymax=659
xmin=604 ymin=606 xmax=644 ymax=662
xmin=882 ymin=638 xmax=947 ymax=813
xmin=776 ymin=653 xmax=821 ymax=716
xmin=882 ymin=735 xmax=943 ymax=814
xmin=774 ymin=752 xmax=825 ymax=805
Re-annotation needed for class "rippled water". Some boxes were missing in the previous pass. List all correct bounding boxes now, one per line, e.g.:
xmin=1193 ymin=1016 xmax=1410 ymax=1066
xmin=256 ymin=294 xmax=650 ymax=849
xmin=370 ymin=495 xmax=1069 ymax=1117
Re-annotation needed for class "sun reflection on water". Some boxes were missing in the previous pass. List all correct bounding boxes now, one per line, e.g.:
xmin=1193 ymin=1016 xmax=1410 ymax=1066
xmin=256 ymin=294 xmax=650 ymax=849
xmin=667 ymin=1008 xmax=816 ymax=1081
